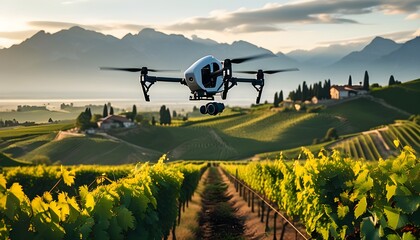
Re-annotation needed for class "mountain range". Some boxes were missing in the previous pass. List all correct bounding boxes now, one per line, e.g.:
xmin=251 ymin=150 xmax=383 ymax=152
xmin=0 ymin=26 xmax=418 ymax=104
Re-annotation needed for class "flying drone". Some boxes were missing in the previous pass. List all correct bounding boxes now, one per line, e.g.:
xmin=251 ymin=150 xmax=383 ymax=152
xmin=100 ymin=54 xmax=298 ymax=115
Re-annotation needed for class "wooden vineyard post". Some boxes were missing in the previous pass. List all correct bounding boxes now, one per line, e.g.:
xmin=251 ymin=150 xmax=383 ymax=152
xmin=235 ymin=169 xmax=239 ymax=191
xmin=273 ymin=212 xmax=278 ymax=240
xmin=247 ymin=189 xmax=251 ymax=208
xmin=251 ymin=192 xmax=255 ymax=212
xmin=265 ymin=207 xmax=271 ymax=232
xmin=172 ymin=220 xmax=177 ymax=240
xmin=261 ymin=201 xmax=265 ymax=223
xmin=178 ymin=201 xmax=182 ymax=225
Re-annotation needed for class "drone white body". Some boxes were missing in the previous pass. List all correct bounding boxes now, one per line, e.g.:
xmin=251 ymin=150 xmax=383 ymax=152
xmin=101 ymin=54 xmax=298 ymax=115
xmin=184 ymin=55 xmax=223 ymax=94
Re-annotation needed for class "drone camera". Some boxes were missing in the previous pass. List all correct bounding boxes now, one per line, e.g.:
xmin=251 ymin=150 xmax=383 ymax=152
xmin=200 ymin=102 xmax=225 ymax=115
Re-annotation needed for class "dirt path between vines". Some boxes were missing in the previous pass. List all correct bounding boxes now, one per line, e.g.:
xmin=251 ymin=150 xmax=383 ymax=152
xmin=172 ymin=166 xmax=308 ymax=240
xmin=197 ymin=166 xmax=245 ymax=239
xmin=218 ymin=167 xmax=309 ymax=240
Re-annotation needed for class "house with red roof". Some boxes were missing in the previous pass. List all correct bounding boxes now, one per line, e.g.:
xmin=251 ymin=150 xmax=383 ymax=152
xmin=97 ymin=115 xmax=135 ymax=130
xmin=330 ymin=85 xmax=368 ymax=100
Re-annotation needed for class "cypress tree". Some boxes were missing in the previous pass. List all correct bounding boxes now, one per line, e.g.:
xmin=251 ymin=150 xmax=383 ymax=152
xmin=348 ymin=75 xmax=352 ymax=86
xmin=132 ymin=105 xmax=137 ymax=118
xmin=302 ymin=81 xmax=308 ymax=101
xmin=273 ymin=92 xmax=279 ymax=107
xmin=110 ymin=106 xmax=114 ymax=115
xmin=166 ymin=108 xmax=171 ymax=125
xmin=279 ymin=90 xmax=284 ymax=103
xmin=296 ymin=84 xmax=302 ymax=101
xmin=102 ymin=104 xmax=108 ymax=118
xmin=388 ymin=75 xmax=395 ymax=86
xmin=159 ymin=105 xmax=166 ymax=125
xmin=363 ymin=71 xmax=370 ymax=91
xmin=327 ymin=79 xmax=332 ymax=99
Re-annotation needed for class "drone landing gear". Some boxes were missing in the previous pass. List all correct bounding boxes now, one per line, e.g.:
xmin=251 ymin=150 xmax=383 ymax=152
xmin=200 ymin=102 xmax=225 ymax=115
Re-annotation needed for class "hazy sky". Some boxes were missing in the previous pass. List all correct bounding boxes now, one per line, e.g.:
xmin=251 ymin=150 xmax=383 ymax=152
xmin=0 ymin=0 xmax=419 ymax=52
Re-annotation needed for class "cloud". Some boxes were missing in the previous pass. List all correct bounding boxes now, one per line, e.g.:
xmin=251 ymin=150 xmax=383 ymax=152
xmin=319 ymin=30 xmax=418 ymax=45
xmin=406 ymin=12 xmax=420 ymax=20
xmin=168 ymin=0 xmax=420 ymax=33
xmin=0 ymin=30 xmax=38 ymax=40
xmin=28 ymin=21 xmax=147 ymax=32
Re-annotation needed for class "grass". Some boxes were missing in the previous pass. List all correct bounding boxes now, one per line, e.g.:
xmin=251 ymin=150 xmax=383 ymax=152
xmin=20 ymin=135 xmax=162 ymax=165
xmin=89 ymin=96 xmax=412 ymax=161
xmin=1 ymin=79 xmax=417 ymax=163
xmin=0 ymin=152 xmax=31 ymax=166
xmin=0 ymin=122 xmax=74 ymax=139
xmin=370 ymin=78 xmax=420 ymax=114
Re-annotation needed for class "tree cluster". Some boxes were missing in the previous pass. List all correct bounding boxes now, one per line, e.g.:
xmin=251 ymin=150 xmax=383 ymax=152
xmin=159 ymin=105 xmax=171 ymax=125
xmin=0 ymin=119 xmax=36 ymax=128
xmin=273 ymin=90 xmax=284 ymax=107
xmin=76 ymin=108 xmax=96 ymax=130
xmin=388 ymin=75 xmax=401 ymax=86
xmin=125 ymin=105 xmax=137 ymax=121
xmin=0 ymin=119 xmax=19 ymax=128
xmin=289 ymin=79 xmax=331 ymax=101
xmin=102 ymin=103 xmax=114 ymax=118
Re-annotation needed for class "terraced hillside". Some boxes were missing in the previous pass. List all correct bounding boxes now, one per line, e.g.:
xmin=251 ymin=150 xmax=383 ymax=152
xmin=1 ymin=81 xmax=416 ymax=163
xmin=330 ymin=120 xmax=419 ymax=160
xmin=108 ymin=96 xmax=407 ymax=161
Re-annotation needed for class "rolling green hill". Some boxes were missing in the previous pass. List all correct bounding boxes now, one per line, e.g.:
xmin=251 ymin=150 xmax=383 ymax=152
xmin=1 ymin=79 xmax=418 ymax=164
xmin=21 ymin=135 xmax=162 ymax=165
xmin=0 ymin=152 xmax=30 ymax=166
xmin=371 ymin=78 xmax=420 ymax=114
xmin=107 ymin=96 xmax=408 ymax=160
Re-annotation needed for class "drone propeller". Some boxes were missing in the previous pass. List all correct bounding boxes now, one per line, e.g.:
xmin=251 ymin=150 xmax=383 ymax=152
xmin=236 ymin=68 xmax=299 ymax=75
xmin=227 ymin=53 xmax=275 ymax=64
xmin=100 ymin=67 xmax=178 ymax=73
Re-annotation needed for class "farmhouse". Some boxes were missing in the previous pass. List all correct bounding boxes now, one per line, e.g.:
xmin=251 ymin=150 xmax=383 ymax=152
xmin=97 ymin=115 xmax=135 ymax=130
xmin=330 ymin=85 xmax=368 ymax=100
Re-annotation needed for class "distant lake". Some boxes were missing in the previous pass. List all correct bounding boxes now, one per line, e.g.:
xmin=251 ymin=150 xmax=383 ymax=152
xmin=0 ymin=98 xmax=251 ymax=112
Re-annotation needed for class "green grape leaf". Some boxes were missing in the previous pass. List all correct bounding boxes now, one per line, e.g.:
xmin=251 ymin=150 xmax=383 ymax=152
xmin=394 ymin=195 xmax=420 ymax=214
xmin=361 ymin=217 xmax=379 ymax=240
xmin=79 ymin=216 xmax=94 ymax=239
xmin=402 ymin=232 xmax=416 ymax=240
xmin=94 ymin=195 xmax=114 ymax=220
xmin=393 ymin=140 xmax=400 ymax=148
xmin=43 ymin=191 xmax=53 ymax=203
xmin=355 ymin=197 xmax=367 ymax=219
xmin=337 ymin=205 xmax=349 ymax=219
xmin=5 ymin=192 xmax=19 ymax=220
xmin=9 ymin=183 xmax=26 ymax=202
xmin=48 ymin=201 xmax=61 ymax=223
xmin=384 ymin=206 xmax=408 ymax=230
xmin=5 ymin=183 xmax=26 ymax=220
xmin=116 ymin=206 xmax=135 ymax=231
xmin=61 ymin=166 xmax=75 ymax=186
xmin=0 ymin=174 xmax=6 ymax=191
xmin=386 ymin=184 xmax=397 ymax=201
xmin=109 ymin=218 xmax=123 ymax=240
xmin=386 ymin=234 xmax=400 ymax=240
xmin=31 ymin=196 xmax=48 ymax=215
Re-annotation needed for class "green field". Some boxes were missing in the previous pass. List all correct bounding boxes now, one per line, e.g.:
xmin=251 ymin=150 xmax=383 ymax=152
xmin=0 ymin=79 xmax=418 ymax=164
xmin=371 ymin=78 xmax=420 ymax=114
